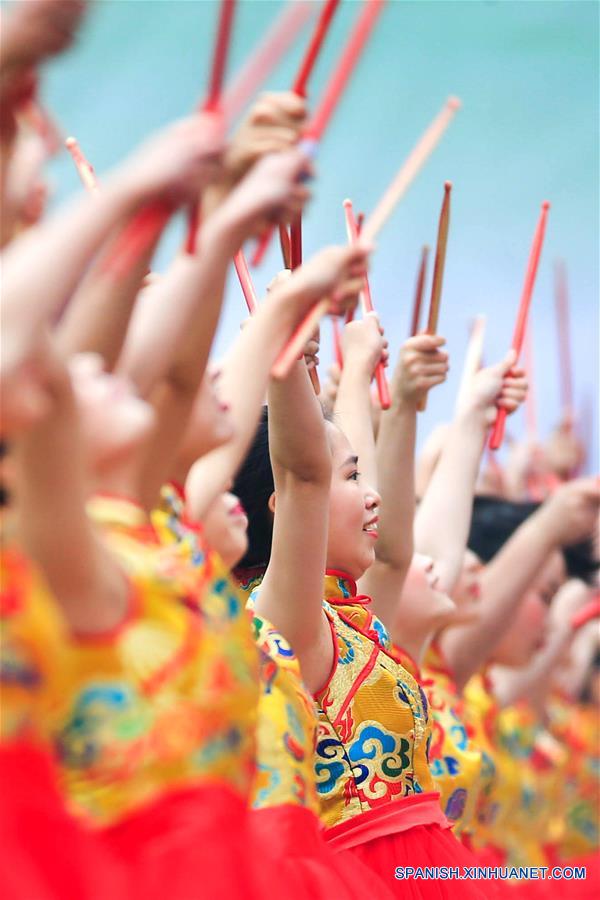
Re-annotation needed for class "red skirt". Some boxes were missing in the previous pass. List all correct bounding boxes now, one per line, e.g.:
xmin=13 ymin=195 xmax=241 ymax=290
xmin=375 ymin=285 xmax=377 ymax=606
xmin=1 ymin=742 xmax=264 ymax=900
xmin=325 ymin=792 xmax=502 ymax=898
xmin=250 ymin=803 xmax=396 ymax=899
xmin=0 ymin=741 xmax=129 ymax=900
xmin=508 ymin=853 xmax=600 ymax=900
xmin=102 ymin=782 xmax=263 ymax=900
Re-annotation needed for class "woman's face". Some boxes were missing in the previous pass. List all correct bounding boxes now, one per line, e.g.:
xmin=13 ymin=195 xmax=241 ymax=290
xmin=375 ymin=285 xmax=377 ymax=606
xmin=70 ymin=354 xmax=155 ymax=469
xmin=491 ymin=551 xmax=564 ymax=666
xmin=202 ymin=491 xmax=249 ymax=569
xmin=325 ymin=423 xmax=381 ymax=580
xmin=451 ymin=549 xmax=483 ymax=625
xmin=397 ymin=553 xmax=456 ymax=633
xmin=179 ymin=367 xmax=235 ymax=469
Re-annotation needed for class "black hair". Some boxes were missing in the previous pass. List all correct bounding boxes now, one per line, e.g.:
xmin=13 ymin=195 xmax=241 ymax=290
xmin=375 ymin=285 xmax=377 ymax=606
xmin=468 ymin=495 xmax=599 ymax=586
xmin=563 ymin=539 xmax=600 ymax=586
xmin=232 ymin=407 xmax=275 ymax=569
xmin=468 ymin=496 xmax=539 ymax=563
xmin=232 ymin=401 xmax=336 ymax=570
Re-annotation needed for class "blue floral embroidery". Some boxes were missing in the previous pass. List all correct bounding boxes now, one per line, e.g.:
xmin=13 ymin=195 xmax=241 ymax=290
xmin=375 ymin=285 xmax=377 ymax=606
xmin=445 ymin=787 xmax=467 ymax=820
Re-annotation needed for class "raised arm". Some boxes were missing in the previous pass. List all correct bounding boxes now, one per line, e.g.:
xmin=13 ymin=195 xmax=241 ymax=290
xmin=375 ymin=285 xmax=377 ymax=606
xmin=120 ymin=149 xmax=312 ymax=508
xmin=415 ymin=350 xmax=527 ymax=594
xmin=255 ymin=361 xmax=333 ymax=693
xmin=185 ymin=245 xmax=370 ymax=520
xmin=360 ymin=334 xmax=448 ymax=628
xmin=491 ymin=579 xmax=593 ymax=710
xmin=1 ymin=114 xmax=220 ymax=432
xmin=333 ymin=315 xmax=388 ymax=490
xmin=441 ymin=478 xmax=600 ymax=691
xmin=57 ymin=92 xmax=304 ymax=369
xmin=11 ymin=338 xmax=129 ymax=634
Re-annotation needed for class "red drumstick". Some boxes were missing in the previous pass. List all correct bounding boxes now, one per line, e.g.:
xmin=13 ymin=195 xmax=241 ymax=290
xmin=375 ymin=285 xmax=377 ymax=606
xmin=105 ymin=2 xmax=238 ymax=275
xmin=410 ymin=245 xmax=429 ymax=336
xmin=186 ymin=0 xmax=237 ymax=254
xmin=304 ymin=0 xmax=385 ymax=144
xmin=571 ymin=597 xmax=600 ymax=630
xmin=290 ymin=215 xmax=303 ymax=270
xmin=279 ymin=224 xmax=292 ymax=269
xmin=332 ymin=315 xmax=344 ymax=369
xmin=233 ymin=249 xmax=258 ymax=314
xmin=222 ymin=1 xmax=317 ymax=122
xmin=250 ymin=0 xmax=343 ymax=267
xmin=270 ymin=3 xmax=386 ymax=376
xmin=344 ymin=198 xmax=390 ymax=410
xmin=293 ymin=0 xmax=341 ymax=97
xmin=489 ymin=201 xmax=550 ymax=450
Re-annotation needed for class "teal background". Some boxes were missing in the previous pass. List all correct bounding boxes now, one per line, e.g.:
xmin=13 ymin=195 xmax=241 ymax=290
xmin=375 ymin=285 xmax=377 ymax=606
xmin=39 ymin=0 xmax=598 ymax=464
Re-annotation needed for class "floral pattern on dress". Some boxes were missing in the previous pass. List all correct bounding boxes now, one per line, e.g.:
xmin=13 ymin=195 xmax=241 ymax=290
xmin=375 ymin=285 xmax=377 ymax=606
xmin=422 ymin=643 xmax=485 ymax=836
xmin=52 ymin=495 xmax=259 ymax=828
xmin=247 ymin=591 xmax=319 ymax=814
xmin=313 ymin=572 xmax=434 ymax=828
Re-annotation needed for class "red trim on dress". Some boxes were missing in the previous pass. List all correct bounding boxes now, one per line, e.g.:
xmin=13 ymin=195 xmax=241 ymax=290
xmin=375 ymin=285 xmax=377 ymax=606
xmin=166 ymin=480 xmax=187 ymax=502
xmin=325 ymin=792 xmax=450 ymax=850
xmin=324 ymin=569 xmax=358 ymax=597
xmin=334 ymin=643 xmax=379 ymax=727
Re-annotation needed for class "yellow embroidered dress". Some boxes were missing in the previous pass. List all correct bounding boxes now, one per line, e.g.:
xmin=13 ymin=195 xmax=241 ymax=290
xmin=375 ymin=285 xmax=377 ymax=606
xmin=248 ymin=608 xmax=320 ymax=813
xmin=310 ymin=573 xmax=493 ymax=899
xmin=45 ymin=494 xmax=262 ymax=900
xmin=315 ymin=572 xmax=435 ymax=834
xmin=462 ymin=671 xmax=515 ymax=863
xmin=493 ymin=701 xmax=568 ymax=868
xmin=422 ymin=642 xmax=484 ymax=836
xmin=547 ymin=691 xmax=600 ymax=860
xmin=153 ymin=490 xmax=396 ymax=900
xmin=0 ymin=544 xmax=129 ymax=899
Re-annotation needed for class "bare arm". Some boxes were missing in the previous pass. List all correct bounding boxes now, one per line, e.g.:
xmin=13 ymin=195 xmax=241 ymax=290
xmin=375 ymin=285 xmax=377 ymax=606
xmin=415 ymin=351 xmax=526 ymax=594
xmin=56 ymin=228 xmax=158 ymax=368
xmin=12 ymin=338 xmax=128 ymax=634
xmin=491 ymin=580 xmax=592 ymax=709
xmin=2 ymin=114 xmax=220 ymax=379
xmin=256 ymin=361 xmax=334 ymax=694
xmin=121 ymin=150 xmax=312 ymax=509
xmin=360 ymin=334 xmax=448 ymax=628
xmin=333 ymin=315 xmax=387 ymax=490
xmin=186 ymin=245 xmax=369 ymax=520
xmin=441 ymin=479 xmax=600 ymax=690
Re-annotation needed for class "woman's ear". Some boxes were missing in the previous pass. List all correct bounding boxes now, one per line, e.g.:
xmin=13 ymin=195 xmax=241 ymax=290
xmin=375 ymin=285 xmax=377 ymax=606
xmin=268 ymin=490 xmax=276 ymax=514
